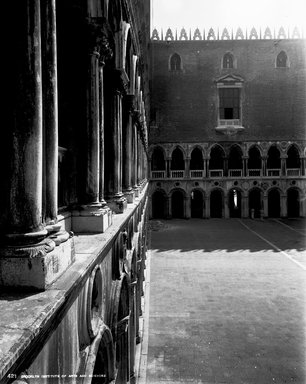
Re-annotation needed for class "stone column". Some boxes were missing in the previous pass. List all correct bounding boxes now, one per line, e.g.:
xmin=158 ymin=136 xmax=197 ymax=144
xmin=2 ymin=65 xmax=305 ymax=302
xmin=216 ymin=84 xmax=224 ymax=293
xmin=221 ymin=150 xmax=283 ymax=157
xmin=185 ymin=158 xmax=190 ymax=178
xmin=262 ymin=156 xmax=267 ymax=177
xmin=166 ymin=158 xmax=171 ymax=178
xmin=106 ymin=88 xmax=127 ymax=213
xmin=41 ymin=0 xmax=58 ymax=225
xmin=263 ymin=195 xmax=268 ymax=217
xmin=280 ymin=194 xmax=287 ymax=217
xmin=137 ymin=136 xmax=141 ymax=185
xmin=185 ymin=196 xmax=191 ymax=219
xmin=224 ymin=157 xmax=228 ymax=177
xmin=301 ymin=157 xmax=305 ymax=176
xmin=167 ymin=196 xmax=172 ymax=219
xmin=132 ymin=125 xmax=139 ymax=197
xmin=122 ymin=95 xmax=135 ymax=203
xmin=243 ymin=157 xmax=248 ymax=177
xmin=205 ymin=158 xmax=209 ymax=178
xmin=205 ymin=196 xmax=210 ymax=218
xmin=241 ymin=195 xmax=248 ymax=218
xmin=281 ymin=156 xmax=287 ymax=176
xmin=224 ymin=193 xmax=229 ymax=218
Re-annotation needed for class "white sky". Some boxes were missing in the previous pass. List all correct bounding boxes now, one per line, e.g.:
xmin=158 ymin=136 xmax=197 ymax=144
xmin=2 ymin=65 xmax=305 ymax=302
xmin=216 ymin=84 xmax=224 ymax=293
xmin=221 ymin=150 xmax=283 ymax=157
xmin=151 ymin=0 xmax=306 ymax=34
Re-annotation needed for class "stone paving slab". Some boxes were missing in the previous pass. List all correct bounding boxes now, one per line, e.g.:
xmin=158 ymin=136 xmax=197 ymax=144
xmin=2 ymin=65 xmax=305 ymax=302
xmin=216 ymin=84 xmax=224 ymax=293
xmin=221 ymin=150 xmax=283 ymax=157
xmin=144 ymin=219 xmax=306 ymax=384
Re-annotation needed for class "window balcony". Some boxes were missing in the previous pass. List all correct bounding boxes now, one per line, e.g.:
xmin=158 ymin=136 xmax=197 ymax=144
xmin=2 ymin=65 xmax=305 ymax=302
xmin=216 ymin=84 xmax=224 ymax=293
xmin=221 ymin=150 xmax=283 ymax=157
xmin=151 ymin=170 xmax=165 ymax=179
xmin=215 ymin=119 xmax=245 ymax=136
xmin=170 ymin=170 xmax=185 ymax=178
xmin=248 ymin=169 xmax=261 ymax=177
xmin=209 ymin=169 xmax=223 ymax=178
xmin=267 ymin=169 xmax=281 ymax=177
xmin=286 ymin=168 xmax=300 ymax=177
xmin=229 ymin=169 xmax=242 ymax=177
xmin=190 ymin=170 xmax=204 ymax=178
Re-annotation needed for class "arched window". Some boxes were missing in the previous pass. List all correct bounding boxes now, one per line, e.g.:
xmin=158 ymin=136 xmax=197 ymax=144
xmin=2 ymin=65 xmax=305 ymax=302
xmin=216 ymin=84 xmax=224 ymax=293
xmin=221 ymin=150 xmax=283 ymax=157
xmin=286 ymin=145 xmax=300 ymax=169
xmin=190 ymin=148 xmax=204 ymax=170
xmin=267 ymin=146 xmax=281 ymax=169
xmin=223 ymin=53 xmax=234 ymax=69
xmin=248 ymin=146 xmax=262 ymax=170
xmin=171 ymin=147 xmax=185 ymax=170
xmin=170 ymin=53 xmax=182 ymax=71
xmin=228 ymin=146 xmax=243 ymax=169
xmin=151 ymin=147 xmax=165 ymax=170
xmin=276 ymin=51 xmax=288 ymax=68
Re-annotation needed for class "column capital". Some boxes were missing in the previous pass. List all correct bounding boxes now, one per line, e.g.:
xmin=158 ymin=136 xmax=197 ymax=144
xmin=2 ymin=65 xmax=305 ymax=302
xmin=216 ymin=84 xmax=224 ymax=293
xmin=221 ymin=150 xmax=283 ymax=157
xmin=87 ymin=17 xmax=113 ymax=62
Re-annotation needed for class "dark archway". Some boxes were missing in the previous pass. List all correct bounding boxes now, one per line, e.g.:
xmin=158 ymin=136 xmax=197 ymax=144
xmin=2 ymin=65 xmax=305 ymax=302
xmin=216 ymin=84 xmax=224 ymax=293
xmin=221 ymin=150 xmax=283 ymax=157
xmin=228 ymin=146 xmax=243 ymax=169
xmin=228 ymin=189 xmax=242 ymax=218
xmin=171 ymin=190 xmax=184 ymax=218
xmin=151 ymin=147 xmax=165 ymax=170
xmin=152 ymin=190 xmax=166 ymax=219
xmin=276 ymin=51 xmax=288 ymax=67
xmin=248 ymin=146 xmax=262 ymax=170
xmin=287 ymin=189 xmax=300 ymax=218
xmin=268 ymin=189 xmax=281 ymax=217
xmin=171 ymin=147 xmax=185 ymax=170
xmin=209 ymin=146 xmax=225 ymax=171
xmin=267 ymin=146 xmax=281 ymax=169
xmin=286 ymin=145 xmax=300 ymax=169
xmin=170 ymin=53 xmax=182 ymax=71
xmin=223 ymin=52 xmax=234 ymax=68
xmin=210 ymin=189 xmax=223 ymax=218
xmin=191 ymin=190 xmax=204 ymax=218
xmin=249 ymin=189 xmax=262 ymax=218
xmin=190 ymin=148 xmax=204 ymax=170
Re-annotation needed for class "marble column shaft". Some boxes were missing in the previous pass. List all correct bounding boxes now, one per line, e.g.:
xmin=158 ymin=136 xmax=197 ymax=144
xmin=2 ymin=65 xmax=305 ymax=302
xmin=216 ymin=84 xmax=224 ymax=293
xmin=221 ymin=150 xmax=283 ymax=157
xmin=122 ymin=96 xmax=134 ymax=193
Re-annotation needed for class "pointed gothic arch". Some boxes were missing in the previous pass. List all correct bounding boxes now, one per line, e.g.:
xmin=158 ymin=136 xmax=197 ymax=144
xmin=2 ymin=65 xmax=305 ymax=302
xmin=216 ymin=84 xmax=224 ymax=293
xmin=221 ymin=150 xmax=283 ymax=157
xmin=169 ymin=53 xmax=182 ymax=71
xmin=276 ymin=51 xmax=289 ymax=68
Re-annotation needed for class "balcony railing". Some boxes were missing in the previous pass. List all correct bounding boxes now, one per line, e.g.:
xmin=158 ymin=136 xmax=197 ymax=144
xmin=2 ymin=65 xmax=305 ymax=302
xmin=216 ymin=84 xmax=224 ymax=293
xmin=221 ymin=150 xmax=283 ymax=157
xmin=248 ymin=169 xmax=261 ymax=177
xmin=209 ymin=169 xmax=223 ymax=178
xmin=190 ymin=170 xmax=204 ymax=178
xmin=286 ymin=168 xmax=300 ymax=177
xmin=267 ymin=169 xmax=281 ymax=177
xmin=151 ymin=170 xmax=165 ymax=179
xmin=170 ymin=170 xmax=185 ymax=178
xmin=229 ymin=169 xmax=242 ymax=177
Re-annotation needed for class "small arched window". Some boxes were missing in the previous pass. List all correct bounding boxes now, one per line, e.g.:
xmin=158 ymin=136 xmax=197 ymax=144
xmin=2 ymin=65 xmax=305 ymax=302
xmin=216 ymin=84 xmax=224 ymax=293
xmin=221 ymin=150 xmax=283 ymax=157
xmin=170 ymin=53 xmax=182 ymax=71
xmin=276 ymin=51 xmax=288 ymax=68
xmin=223 ymin=53 xmax=234 ymax=69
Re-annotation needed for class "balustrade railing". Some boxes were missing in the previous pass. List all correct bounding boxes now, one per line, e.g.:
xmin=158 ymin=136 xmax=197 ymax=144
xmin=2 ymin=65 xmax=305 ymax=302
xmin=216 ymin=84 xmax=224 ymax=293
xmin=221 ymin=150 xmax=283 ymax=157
xmin=229 ymin=169 xmax=243 ymax=177
xmin=286 ymin=168 xmax=300 ymax=177
xmin=209 ymin=169 xmax=223 ymax=178
xmin=170 ymin=170 xmax=185 ymax=178
xmin=151 ymin=170 xmax=165 ymax=179
xmin=248 ymin=169 xmax=261 ymax=177
xmin=190 ymin=170 xmax=204 ymax=178
xmin=267 ymin=169 xmax=281 ymax=177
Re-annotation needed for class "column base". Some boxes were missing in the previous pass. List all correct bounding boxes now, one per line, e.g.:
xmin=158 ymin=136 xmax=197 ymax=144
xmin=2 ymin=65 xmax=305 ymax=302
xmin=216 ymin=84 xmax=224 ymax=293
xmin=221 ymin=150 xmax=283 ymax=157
xmin=0 ymin=235 xmax=75 ymax=290
xmin=72 ymin=205 xmax=112 ymax=233
xmin=124 ymin=189 xmax=135 ymax=204
xmin=107 ymin=196 xmax=127 ymax=214
xmin=133 ymin=186 xmax=140 ymax=198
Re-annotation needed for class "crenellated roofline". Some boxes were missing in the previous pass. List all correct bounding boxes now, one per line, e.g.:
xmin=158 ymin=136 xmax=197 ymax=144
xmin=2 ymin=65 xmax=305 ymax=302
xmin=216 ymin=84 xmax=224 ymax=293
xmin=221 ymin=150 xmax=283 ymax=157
xmin=151 ymin=26 xmax=304 ymax=41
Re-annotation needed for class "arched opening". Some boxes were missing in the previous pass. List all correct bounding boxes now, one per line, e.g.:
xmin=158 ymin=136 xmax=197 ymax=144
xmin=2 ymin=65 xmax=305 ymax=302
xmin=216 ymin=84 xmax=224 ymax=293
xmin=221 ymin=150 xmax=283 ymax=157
xmin=248 ymin=146 xmax=262 ymax=176
xmin=191 ymin=190 xmax=204 ymax=218
xmin=151 ymin=147 xmax=165 ymax=170
xmin=209 ymin=146 xmax=225 ymax=176
xmin=190 ymin=148 xmax=204 ymax=170
xmin=152 ymin=190 xmax=166 ymax=219
xmin=276 ymin=51 xmax=288 ymax=67
xmin=223 ymin=53 xmax=234 ymax=68
xmin=171 ymin=190 xmax=184 ymax=218
xmin=91 ymin=328 xmax=115 ymax=384
xmin=287 ymin=189 xmax=300 ymax=218
xmin=170 ymin=53 xmax=182 ymax=71
xmin=249 ymin=189 xmax=262 ymax=218
xmin=210 ymin=189 xmax=223 ymax=218
xmin=228 ymin=189 xmax=242 ymax=218
xmin=286 ymin=146 xmax=300 ymax=175
xmin=228 ymin=146 xmax=243 ymax=177
xmin=171 ymin=147 xmax=185 ymax=170
xmin=267 ymin=146 xmax=281 ymax=176
xmin=268 ymin=189 xmax=281 ymax=217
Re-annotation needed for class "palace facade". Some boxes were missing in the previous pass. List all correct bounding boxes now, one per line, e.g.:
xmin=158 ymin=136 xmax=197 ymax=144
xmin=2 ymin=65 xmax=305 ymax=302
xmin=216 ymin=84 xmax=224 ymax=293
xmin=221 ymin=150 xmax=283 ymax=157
xmin=0 ymin=0 xmax=150 ymax=383
xmin=149 ymin=27 xmax=306 ymax=219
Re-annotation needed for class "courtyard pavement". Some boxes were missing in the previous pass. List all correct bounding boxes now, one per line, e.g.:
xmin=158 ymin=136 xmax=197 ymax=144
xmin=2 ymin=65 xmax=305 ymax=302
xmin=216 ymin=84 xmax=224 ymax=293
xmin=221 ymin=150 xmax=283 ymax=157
xmin=138 ymin=218 xmax=306 ymax=384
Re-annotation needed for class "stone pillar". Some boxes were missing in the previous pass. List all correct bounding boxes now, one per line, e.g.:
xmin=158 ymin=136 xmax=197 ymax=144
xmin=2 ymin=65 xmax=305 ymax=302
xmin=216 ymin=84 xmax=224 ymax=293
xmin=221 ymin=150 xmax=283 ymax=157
xmin=167 ymin=196 xmax=172 ymax=219
xmin=281 ymin=156 xmax=287 ymax=176
xmin=263 ymin=195 xmax=268 ymax=217
xmin=72 ymin=27 xmax=112 ymax=231
xmin=137 ymin=136 xmax=141 ymax=185
xmin=280 ymin=194 xmax=287 ymax=217
xmin=185 ymin=158 xmax=190 ymax=178
xmin=301 ymin=157 xmax=305 ymax=176
xmin=262 ymin=156 xmax=267 ymax=177
xmin=185 ymin=196 xmax=191 ymax=219
xmin=241 ymin=195 xmax=248 ymax=218
xmin=166 ymin=159 xmax=171 ymax=178
xmin=0 ymin=0 xmax=74 ymax=289
xmin=205 ymin=196 xmax=210 ymax=218
xmin=41 ymin=0 xmax=58 ymax=225
xmin=224 ymin=157 xmax=228 ymax=177
xmin=243 ymin=157 xmax=248 ymax=177
xmin=123 ymin=95 xmax=135 ymax=203
xmin=205 ymin=158 xmax=209 ymax=178
xmin=106 ymin=88 xmax=127 ymax=213
xmin=224 ymin=193 xmax=229 ymax=218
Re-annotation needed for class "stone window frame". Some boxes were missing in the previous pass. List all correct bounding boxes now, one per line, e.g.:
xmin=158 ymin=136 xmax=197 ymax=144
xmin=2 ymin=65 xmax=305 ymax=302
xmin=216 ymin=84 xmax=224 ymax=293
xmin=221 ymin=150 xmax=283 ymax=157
xmin=275 ymin=50 xmax=290 ymax=68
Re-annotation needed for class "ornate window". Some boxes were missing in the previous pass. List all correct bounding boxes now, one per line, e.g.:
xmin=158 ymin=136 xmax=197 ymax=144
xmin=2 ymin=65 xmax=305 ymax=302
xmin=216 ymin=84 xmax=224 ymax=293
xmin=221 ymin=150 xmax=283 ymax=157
xmin=276 ymin=51 xmax=288 ymax=68
xmin=223 ymin=53 xmax=234 ymax=69
xmin=170 ymin=53 xmax=182 ymax=71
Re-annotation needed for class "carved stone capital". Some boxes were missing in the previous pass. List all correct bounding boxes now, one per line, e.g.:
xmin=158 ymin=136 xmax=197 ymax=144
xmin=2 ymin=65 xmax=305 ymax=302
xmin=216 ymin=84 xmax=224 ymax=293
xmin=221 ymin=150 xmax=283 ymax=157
xmin=87 ymin=17 xmax=113 ymax=62
xmin=0 ymin=238 xmax=56 ymax=259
